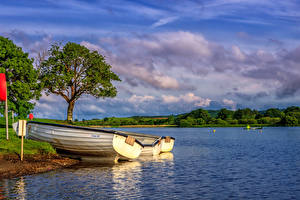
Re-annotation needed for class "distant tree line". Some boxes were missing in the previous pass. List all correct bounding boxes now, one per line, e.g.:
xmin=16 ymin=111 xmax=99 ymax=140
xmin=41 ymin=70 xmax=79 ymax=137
xmin=73 ymin=106 xmax=300 ymax=127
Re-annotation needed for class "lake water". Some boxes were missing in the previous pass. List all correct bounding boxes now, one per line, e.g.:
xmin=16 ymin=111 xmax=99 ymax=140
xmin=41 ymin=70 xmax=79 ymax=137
xmin=1 ymin=127 xmax=300 ymax=199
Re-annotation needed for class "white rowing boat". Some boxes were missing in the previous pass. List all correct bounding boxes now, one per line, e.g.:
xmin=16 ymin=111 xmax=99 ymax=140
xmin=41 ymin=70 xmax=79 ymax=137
xmin=13 ymin=121 xmax=144 ymax=162
xmin=117 ymin=130 xmax=175 ymax=155
xmin=160 ymin=136 xmax=175 ymax=152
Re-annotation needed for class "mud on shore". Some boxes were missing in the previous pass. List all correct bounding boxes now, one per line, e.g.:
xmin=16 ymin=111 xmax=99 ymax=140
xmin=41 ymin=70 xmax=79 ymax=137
xmin=0 ymin=154 xmax=79 ymax=180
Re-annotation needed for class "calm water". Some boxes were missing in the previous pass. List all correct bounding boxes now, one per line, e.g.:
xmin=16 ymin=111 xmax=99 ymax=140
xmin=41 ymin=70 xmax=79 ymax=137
xmin=1 ymin=127 xmax=300 ymax=199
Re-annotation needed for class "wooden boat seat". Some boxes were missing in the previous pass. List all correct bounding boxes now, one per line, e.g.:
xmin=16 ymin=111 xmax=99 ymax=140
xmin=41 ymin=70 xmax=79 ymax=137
xmin=125 ymin=136 xmax=136 ymax=146
xmin=165 ymin=136 xmax=171 ymax=143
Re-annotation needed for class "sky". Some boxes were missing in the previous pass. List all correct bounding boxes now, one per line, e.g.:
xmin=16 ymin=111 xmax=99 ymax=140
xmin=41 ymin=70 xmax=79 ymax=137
xmin=1 ymin=0 xmax=300 ymax=120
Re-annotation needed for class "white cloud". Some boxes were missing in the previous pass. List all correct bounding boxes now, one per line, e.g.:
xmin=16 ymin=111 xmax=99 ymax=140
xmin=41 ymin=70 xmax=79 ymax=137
xmin=33 ymin=94 xmax=66 ymax=119
xmin=195 ymin=99 xmax=212 ymax=107
xmin=128 ymin=95 xmax=155 ymax=103
xmin=80 ymin=41 xmax=106 ymax=55
xmin=85 ymin=105 xmax=105 ymax=113
xmin=162 ymin=93 xmax=211 ymax=107
xmin=222 ymin=98 xmax=236 ymax=110
xmin=97 ymin=31 xmax=215 ymax=90
xmin=162 ymin=95 xmax=180 ymax=103
xmin=39 ymin=93 xmax=62 ymax=102
xmin=35 ymin=101 xmax=52 ymax=110
xmin=151 ymin=16 xmax=178 ymax=28
xmin=232 ymin=45 xmax=245 ymax=61
xmin=82 ymin=31 xmax=300 ymax=107
xmin=153 ymin=73 xmax=180 ymax=89
xmin=181 ymin=93 xmax=201 ymax=103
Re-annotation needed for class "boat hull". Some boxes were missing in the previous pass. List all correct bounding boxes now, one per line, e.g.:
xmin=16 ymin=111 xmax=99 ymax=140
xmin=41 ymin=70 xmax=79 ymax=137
xmin=25 ymin=122 xmax=143 ymax=161
xmin=140 ymin=139 xmax=162 ymax=156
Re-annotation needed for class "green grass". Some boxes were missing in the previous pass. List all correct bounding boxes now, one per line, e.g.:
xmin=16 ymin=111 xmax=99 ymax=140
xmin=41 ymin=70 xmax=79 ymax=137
xmin=0 ymin=117 xmax=56 ymax=155
xmin=30 ymin=118 xmax=66 ymax=124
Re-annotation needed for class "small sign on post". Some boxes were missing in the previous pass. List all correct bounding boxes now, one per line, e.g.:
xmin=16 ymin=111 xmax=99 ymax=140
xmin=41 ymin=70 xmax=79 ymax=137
xmin=18 ymin=120 xmax=27 ymax=161
xmin=0 ymin=73 xmax=8 ymax=140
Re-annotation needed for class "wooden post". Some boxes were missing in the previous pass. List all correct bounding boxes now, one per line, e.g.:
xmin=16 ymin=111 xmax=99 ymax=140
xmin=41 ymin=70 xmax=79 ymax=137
xmin=21 ymin=130 xmax=24 ymax=161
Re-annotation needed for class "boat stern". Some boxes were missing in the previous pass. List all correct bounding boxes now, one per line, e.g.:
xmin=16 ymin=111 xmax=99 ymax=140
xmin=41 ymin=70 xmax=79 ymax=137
xmin=112 ymin=134 xmax=144 ymax=160
xmin=161 ymin=136 xmax=175 ymax=152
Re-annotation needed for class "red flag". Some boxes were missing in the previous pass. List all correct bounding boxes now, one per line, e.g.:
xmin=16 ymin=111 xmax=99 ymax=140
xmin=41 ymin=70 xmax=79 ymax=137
xmin=0 ymin=73 xmax=7 ymax=101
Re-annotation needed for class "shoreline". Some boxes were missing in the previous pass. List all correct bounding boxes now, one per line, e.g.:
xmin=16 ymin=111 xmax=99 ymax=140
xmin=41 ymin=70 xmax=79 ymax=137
xmin=89 ymin=124 xmax=177 ymax=128
xmin=89 ymin=124 xmax=271 ymax=128
xmin=0 ymin=154 xmax=79 ymax=180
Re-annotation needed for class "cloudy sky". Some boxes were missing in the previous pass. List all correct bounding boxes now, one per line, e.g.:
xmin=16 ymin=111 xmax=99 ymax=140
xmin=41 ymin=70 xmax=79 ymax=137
xmin=1 ymin=0 xmax=300 ymax=120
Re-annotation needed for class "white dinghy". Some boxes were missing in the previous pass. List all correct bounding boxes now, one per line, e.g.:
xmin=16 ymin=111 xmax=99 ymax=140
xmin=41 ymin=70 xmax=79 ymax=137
xmin=160 ymin=136 xmax=175 ymax=152
xmin=117 ymin=130 xmax=175 ymax=155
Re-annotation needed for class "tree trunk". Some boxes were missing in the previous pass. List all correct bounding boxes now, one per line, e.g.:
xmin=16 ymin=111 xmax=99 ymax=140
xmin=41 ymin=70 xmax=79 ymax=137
xmin=67 ymin=101 xmax=75 ymax=121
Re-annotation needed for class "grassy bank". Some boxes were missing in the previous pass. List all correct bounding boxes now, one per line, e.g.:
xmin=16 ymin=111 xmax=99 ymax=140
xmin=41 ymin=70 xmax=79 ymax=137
xmin=0 ymin=118 xmax=79 ymax=180
xmin=0 ymin=118 xmax=56 ymax=156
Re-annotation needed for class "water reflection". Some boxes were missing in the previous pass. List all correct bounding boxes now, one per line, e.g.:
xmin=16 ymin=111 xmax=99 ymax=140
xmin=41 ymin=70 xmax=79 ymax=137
xmin=14 ymin=177 xmax=26 ymax=200
xmin=158 ymin=152 xmax=174 ymax=161
xmin=112 ymin=161 xmax=142 ymax=199
xmin=0 ymin=187 xmax=5 ymax=200
xmin=110 ymin=153 xmax=174 ymax=199
xmin=0 ymin=179 xmax=8 ymax=200
xmin=138 ymin=152 xmax=174 ymax=162
xmin=0 ymin=177 xmax=27 ymax=200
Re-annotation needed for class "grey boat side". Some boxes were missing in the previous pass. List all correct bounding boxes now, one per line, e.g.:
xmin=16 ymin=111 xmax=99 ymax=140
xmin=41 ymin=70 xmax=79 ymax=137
xmin=26 ymin=121 xmax=144 ymax=160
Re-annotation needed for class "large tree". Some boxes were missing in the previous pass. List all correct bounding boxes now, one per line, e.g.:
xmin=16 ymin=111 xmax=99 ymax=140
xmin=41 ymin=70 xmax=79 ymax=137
xmin=40 ymin=42 xmax=121 ymax=121
xmin=0 ymin=36 xmax=41 ymax=117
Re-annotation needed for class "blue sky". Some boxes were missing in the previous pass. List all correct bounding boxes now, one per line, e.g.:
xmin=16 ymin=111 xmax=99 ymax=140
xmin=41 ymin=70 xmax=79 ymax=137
xmin=1 ymin=0 xmax=300 ymax=120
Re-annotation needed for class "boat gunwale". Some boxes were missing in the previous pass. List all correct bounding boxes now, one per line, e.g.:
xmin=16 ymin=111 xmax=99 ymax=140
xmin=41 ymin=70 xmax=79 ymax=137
xmin=27 ymin=121 xmax=144 ymax=148
xmin=143 ymin=138 xmax=162 ymax=147
xmin=117 ymin=131 xmax=160 ymax=139
xmin=161 ymin=136 xmax=175 ymax=140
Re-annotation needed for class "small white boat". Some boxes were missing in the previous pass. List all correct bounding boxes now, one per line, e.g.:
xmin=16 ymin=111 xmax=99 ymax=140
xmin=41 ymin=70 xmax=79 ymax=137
xmin=117 ymin=130 xmax=175 ymax=155
xmin=14 ymin=121 xmax=144 ymax=162
xmin=160 ymin=136 xmax=175 ymax=152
